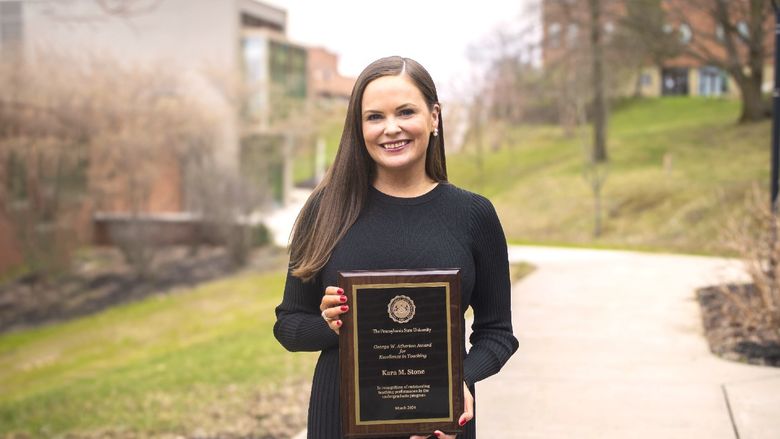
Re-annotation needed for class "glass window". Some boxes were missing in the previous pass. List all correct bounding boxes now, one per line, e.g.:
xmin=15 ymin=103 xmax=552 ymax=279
xmin=737 ymin=21 xmax=749 ymax=38
xmin=698 ymin=66 xmax=727 ymax=97
xmin=715 ymin=24 xmax=725 ymax=41
xmin=7 ymin=151 xmax=27 ymax=201
xmin=679 ymin=23 xmax=692 ymax=44
xmin=548 ymin=22 xmax=561 ymax=48
xmin=566 ymin=23 xmax=578 ymax=45
xmin=0 ymin=1 xmax=23 ymax=46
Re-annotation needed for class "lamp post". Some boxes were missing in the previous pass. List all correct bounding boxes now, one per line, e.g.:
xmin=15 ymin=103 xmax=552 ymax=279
xmin=773 ymin=0 xmax=780 ymax=212
xmin=771 ymin=0 xmax=779 ymax=291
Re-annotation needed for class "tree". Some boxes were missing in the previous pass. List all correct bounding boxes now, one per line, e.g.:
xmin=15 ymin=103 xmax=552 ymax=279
xmin=616 ymin=0 xmax=683 ymax=96
xmin=587 ymin=0 xmax=609 ymax=237
xmin=590 ymin=0 xmax=608 ymax=164
xmin=0 ymin=51 xmax=223 ymax=278
xmin=666 ymin=0 xmax=773 ymax=123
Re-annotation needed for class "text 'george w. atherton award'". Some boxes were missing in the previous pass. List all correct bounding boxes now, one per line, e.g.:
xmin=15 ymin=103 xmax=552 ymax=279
xmin=338 ymin=269 xmax=463 ymax=438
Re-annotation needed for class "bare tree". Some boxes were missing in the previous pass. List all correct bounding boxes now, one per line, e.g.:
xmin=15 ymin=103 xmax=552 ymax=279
xmin=0 ymin=54 xmax=92 ymax=279
xmin=590 ymin=0 xmax=608 ymax=164
xmin=37 ymin=0 xmax=163 ymax=23
xmin=1 ymin=51 xmax=222 ymax=278
xmin=723 ymin=186 xmax=780 ymax=333
xmin=616 ymin=0 xmax=683 ymax=96
xmin=541 ymin=0 xmax=617 ymax=236
xmin=666 ymin=0 xmax=773 ymax=123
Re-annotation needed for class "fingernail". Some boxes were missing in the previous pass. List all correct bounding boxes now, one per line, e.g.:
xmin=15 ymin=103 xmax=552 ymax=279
xmin=459 ymin=419 xmax=466 ymax=426
xmin=339 ymin=295 xmax=347 ymax=303
xmin=336 ymin=320 xmax=342 ymax=327
xmin=337 ymin=288 xmax=344 ymax=294
xmin=340 ymin=305 xmax=349 ymax=312
xmin=434 ymin=433 xmax=441 ymax=438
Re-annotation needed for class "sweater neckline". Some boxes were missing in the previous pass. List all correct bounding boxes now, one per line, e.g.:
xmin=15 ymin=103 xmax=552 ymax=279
xmin=369 ymin=182 xmax=447 ymax=206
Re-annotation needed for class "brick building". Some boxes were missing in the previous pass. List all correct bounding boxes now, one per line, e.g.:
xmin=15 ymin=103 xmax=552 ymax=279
xmin=307 ymin=46 xmax=355 ymax=101
xmin=542 ymin=0 xmax=773 ymax=98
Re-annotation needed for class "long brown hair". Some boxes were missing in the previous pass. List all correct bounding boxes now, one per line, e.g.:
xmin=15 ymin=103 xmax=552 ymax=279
xmin=289 ymin=56 xmax=447 ymax=282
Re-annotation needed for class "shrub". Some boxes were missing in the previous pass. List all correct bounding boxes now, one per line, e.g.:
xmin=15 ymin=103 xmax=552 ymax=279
xmin=722 ymin=186 xmax=780 ymax=337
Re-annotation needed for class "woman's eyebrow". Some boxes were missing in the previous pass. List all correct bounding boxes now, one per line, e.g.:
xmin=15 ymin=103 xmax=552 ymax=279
xmin=362 ymin=103 xmax=418 ymax=116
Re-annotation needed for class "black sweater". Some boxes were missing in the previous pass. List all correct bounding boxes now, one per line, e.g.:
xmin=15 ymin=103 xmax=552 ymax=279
xmin=274 ymin=182 xmax=519 ymax=438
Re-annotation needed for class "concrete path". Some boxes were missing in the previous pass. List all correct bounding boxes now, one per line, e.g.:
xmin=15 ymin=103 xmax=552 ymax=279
xmin=261 ymin=188 xmax=311 ymax=247
xmin=473 ymin=246 xmax=780 ymax=439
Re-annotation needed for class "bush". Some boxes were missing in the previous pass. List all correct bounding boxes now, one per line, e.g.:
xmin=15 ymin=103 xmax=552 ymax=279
xmin=722 ymin=186 xmax=780 ymax=337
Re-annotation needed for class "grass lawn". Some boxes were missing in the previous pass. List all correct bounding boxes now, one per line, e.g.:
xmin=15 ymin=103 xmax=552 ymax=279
xmin=448 ymin=97 xmax=769 ymax=255
xmin=0 ymin=271 xmax=316 ymax=437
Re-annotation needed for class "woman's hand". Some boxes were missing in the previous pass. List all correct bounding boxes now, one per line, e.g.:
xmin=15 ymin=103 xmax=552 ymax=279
xmin=319 ymin=286 xmax=348 ymax=334
xmin=410 ymin=383 xmax=473 ymax=439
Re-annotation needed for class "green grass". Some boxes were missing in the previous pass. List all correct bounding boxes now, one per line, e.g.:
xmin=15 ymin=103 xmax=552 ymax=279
xmin=0 ymin=271 xmax=316 ymax=437
xmin=448 ymin=97 xmax=769 ymax=255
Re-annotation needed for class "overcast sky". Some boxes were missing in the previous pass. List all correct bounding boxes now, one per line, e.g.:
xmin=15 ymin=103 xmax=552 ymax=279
xmin=262 ymin=0 xmax=539 ymax=98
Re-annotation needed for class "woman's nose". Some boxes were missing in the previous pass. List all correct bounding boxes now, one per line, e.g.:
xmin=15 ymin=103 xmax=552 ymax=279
xmin=384 ymin=117 xmax=401 ymax=135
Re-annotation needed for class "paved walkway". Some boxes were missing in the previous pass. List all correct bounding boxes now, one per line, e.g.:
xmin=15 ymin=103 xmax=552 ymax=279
xmin=474 ymin=246 xmax=780 ymax=438
xmin=292 ymin=246 xmax=780 ymax=438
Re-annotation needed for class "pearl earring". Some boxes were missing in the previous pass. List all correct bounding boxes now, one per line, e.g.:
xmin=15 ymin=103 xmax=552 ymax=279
xmin=433 ymin=128 xmax=439 ymax=137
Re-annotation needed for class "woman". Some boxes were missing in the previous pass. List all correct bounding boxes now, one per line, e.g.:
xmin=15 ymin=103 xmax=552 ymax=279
xmin=273 ymin=56 xmax=518 ymax=438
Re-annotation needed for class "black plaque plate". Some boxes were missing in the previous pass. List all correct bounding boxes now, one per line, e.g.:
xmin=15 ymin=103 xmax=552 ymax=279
xmin=338 ymin=269 xmax=463 ymax=438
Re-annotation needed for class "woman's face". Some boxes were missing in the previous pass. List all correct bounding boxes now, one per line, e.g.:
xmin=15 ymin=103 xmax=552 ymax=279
xmin=361 ymin=74 xmax=439 ymax=179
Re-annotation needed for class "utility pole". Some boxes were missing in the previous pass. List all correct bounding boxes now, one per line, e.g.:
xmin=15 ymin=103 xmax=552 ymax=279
xmin=770 ymin=0 xmax=779 ymax=290
xmin=773 ymin=1 xmax=780 ymax=211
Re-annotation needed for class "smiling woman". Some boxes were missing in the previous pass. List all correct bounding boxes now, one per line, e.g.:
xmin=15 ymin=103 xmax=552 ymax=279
xmin=361 ymin=74 xmax=441 ymax=196
xmin=273 ymin=56 xmax=518 ymax=439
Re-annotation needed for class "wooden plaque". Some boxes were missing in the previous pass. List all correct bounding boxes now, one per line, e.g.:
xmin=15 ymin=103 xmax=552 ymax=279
xmin=338 ymin=269 xmax=463 ymax=438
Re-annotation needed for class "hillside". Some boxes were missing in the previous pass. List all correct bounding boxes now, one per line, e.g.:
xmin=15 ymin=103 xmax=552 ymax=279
xmin=448 ymin=97 xmax=770 ymax=255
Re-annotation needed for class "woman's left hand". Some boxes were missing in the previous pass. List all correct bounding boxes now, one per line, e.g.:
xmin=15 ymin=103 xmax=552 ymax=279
xmin=409 ymin=382 xmax=473 ymax=439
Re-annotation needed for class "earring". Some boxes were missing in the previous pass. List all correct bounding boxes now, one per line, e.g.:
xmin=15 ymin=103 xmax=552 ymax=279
xmin=433 ymin=128 xmax=439 ymax=137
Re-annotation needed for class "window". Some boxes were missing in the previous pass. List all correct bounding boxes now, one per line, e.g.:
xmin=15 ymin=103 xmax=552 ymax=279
xmin=0 ymin=1 xmax=23 ymax=48
xmin=640 ymin=73 xmax=652 ymax=87
xmin=566 ymin=23 xmax=578 ymax=45
xmin=679 ymin=23 xmax=692 ymax=44
xmin=737 ymin=21 xmax=749 ymax=38
xmin=7 ymin=151 xmax=27 ymax=202
xmin=548 ymin=22 xmax=561 ymax=48
xmin=699 ymin=66 xmax=728 ymax=97
xmin=715 ymin=24 xmax=725 ymax=41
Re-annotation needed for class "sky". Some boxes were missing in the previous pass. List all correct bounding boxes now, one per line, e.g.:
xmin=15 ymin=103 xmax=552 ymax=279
xmin=262 ymin=0 xmax=539 ymax=99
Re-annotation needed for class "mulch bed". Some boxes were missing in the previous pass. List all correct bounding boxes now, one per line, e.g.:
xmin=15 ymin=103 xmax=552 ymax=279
xmin=0 ymin=245 xmax=287 ymax=334
xmin=696 ymin=283 xmax=780 ymax=367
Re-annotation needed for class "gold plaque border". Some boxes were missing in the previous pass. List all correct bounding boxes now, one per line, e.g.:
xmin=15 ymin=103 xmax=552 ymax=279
xmin=352 ymin=282 xmax=454 ymax=425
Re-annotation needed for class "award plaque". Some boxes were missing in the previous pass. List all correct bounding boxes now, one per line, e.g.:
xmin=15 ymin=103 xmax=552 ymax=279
xmin=338 ymin=269 xmax=463 ymax=438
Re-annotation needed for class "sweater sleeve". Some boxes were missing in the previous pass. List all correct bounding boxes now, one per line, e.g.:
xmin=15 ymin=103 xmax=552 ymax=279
xmin=273 ymin=269 xmax=339 ymax=352
xmin=463 ymin=195 xmax=519 ymax=387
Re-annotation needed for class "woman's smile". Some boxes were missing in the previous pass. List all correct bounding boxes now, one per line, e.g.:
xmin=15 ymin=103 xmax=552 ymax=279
xmin=380 ymin=139 xmax=412 ymax=151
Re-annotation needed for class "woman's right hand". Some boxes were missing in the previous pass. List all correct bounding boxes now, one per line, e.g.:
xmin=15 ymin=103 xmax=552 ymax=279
xmin=320 ymin=286 xmax=349 ymax=334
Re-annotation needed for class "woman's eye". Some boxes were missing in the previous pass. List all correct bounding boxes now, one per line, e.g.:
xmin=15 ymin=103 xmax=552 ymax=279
xmin=366 ymin=114 xmax=382 ymax=121
xmin=399 ymin=108 xmax=415 ymax=116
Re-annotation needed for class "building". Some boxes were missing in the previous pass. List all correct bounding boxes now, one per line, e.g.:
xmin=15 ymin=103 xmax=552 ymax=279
xmin=0 ymin=0 xmax=315 ymax=274
xmin=541 ymin=0 xmax=773 ymax=98
xmin=307 ymin=46 xmax=355 ymax=101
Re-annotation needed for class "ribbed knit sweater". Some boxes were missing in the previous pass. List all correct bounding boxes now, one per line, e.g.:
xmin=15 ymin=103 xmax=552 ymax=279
xmin=273 ymin=182 xmax=519 ymax=438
